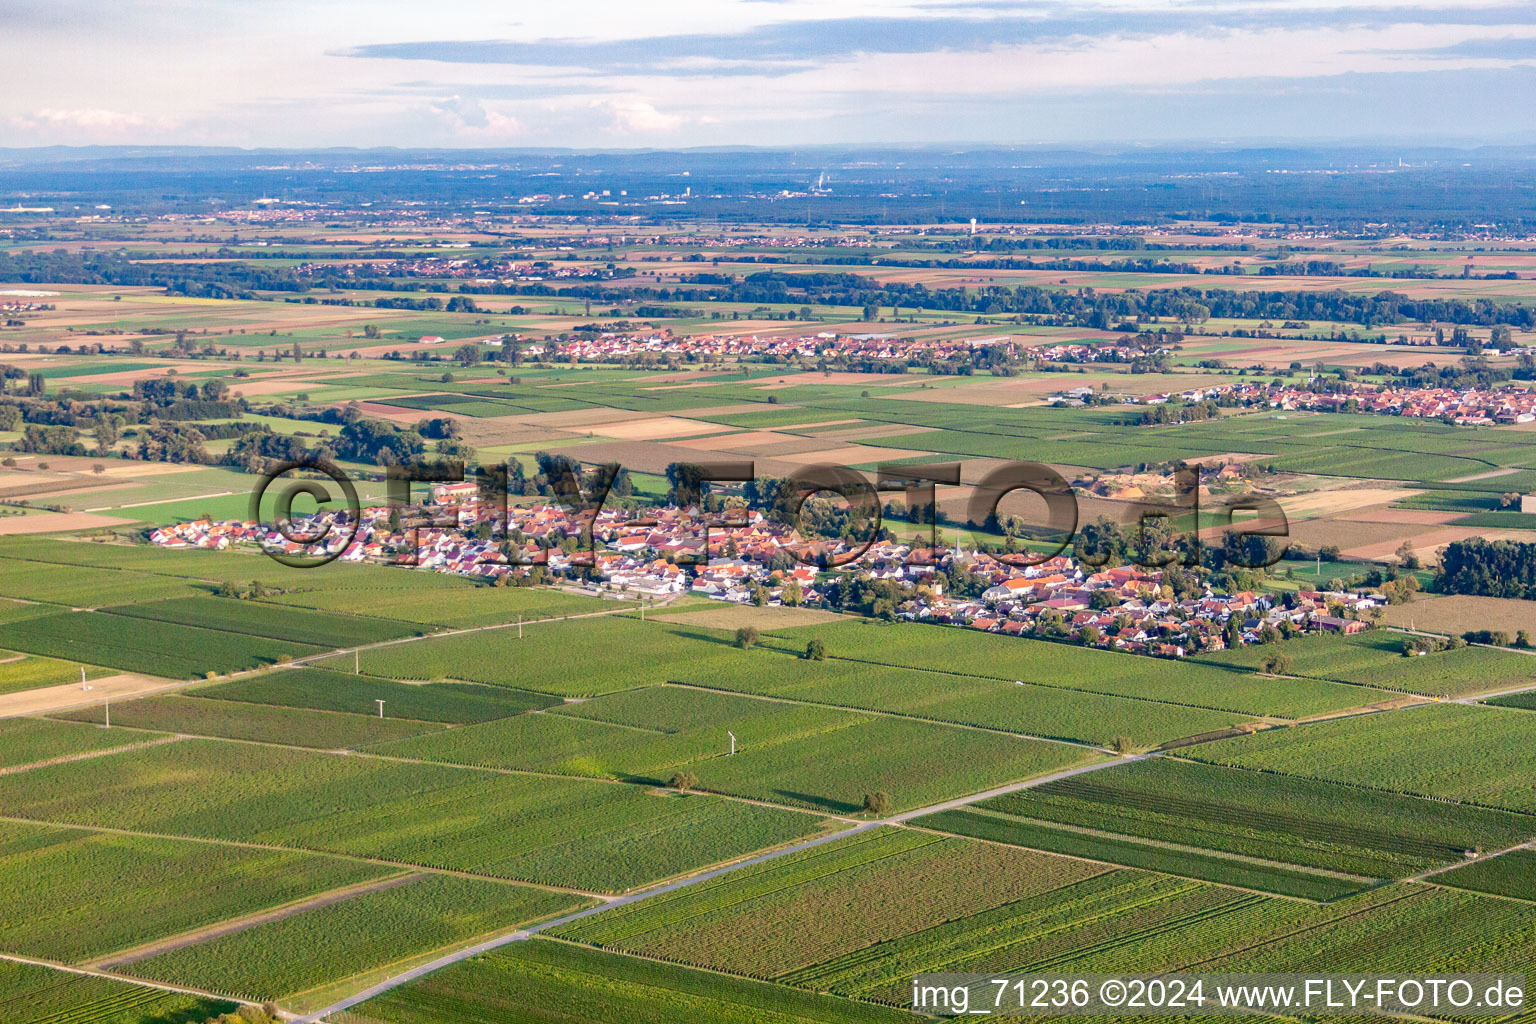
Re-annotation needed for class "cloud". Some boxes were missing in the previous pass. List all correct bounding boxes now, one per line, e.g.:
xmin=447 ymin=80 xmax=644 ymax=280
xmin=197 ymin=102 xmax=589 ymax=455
xmin=597 ymin=97 xmax=684 ymax=134
xmin=7 ymin=108 xmax=179 ymax=138
xmin=428 ymin=95 xmax=525 ymax=138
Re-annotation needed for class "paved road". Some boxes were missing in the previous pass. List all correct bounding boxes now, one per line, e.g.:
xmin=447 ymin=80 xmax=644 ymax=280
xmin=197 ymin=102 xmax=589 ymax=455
xmin=295 ymin=752 xmax=1149 ymax=1023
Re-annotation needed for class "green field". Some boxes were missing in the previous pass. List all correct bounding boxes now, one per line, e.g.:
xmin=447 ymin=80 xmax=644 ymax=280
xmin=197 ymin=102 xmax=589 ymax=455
xmin=56 ymin=696 xmax=443 ymax=748
xmin=271 ymin=582 xmax=610 ymax=629
xmin=0 ymin=651 xmax=109 ymax=695
xmin=1191 ymin=630 xmax=1536 ymax=697
xmin=1187 ymin=703 xmax=1536 ymax=813
xmin=0 ymin=716 xmax=165 ymax=769
xmin=0 ymin=556 xmax=198 ymax=607
xmin=342 ymin=939 xmax=913 ymax=1024
xmin=194 ymin=666 xmax=562 ymax=723
xmin=0 ymin=611 xmax=321 ymax=677
xmin=106 ymin=595 xmax=424 ymax=647
xmin=916 ymin=807 xmax=1366 ymax=900
xmin=0 ymin=957 xmax=235 ymax=1024
xmin=554 ymin=829 xmax=1109 ymax=983
xmin=1433 ymin=847 xmax=1536 ymax=900
xmin=981 ymin=756 xmax=1535 ymax=878
xmin=375 ymin=688 xmax=1096 ymax=813
xmin=0 ymin=819 xmax=391 ymax=962
xmin=0 ymin=739 xmax=829 ymax=893
xmin=125 ymin=874 xmax=587 ymax=1006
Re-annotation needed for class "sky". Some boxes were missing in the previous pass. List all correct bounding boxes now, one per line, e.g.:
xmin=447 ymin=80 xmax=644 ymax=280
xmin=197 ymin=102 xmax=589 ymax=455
xmin=4 ymin=0 xmax=1536 ymax=149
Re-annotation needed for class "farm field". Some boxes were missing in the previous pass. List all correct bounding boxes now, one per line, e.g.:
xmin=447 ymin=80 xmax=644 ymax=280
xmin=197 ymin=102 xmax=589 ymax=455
xmin=0 ymin=738 xmax=831 ymax=893
xmin=0 ymin=715 xmax=166 ymax=769
xmin=122 ymin=874 xmax=587 ymax=1008
xmin=1185 ymin=703 xmax=1536 ymax=812
xmin=54 ymin=695 xmax=444 ymax=748
xmin=0 ymin=651 xmax=109 ymax=695
xmin=0 ymin=957 xmax=235 ymax=1024
xmin=778 ymin=619 xmax=1396 ymax=718
xmin=1433 ymin=847 xmax=1536 ymax=900
xmin=553 ymin=829 xmax=1111 ymax=982
xmin=0 ymin=819 xmax=392 ymax=962
xmin=340 ymin=939 xmax=914 ymax=1024
xmin=980 ymin=756 xmax=1536 ymax=878
xmin=1379 ymin=594 xmax=1536 ymax=636
xmin=915 ymin=807 xmax=1367 ymax=900
xmin=1190 ymin=629 xmax=1536 ymax=697
xmin=104 ymin=595 xmax=424 ymax=647
xmin=269 ymin=579 xmax=610 ymax=629
xmin=0 ymin=610 xmax=321 ymax=677
xmin=193 ymin=666 xmax=563 ymax=722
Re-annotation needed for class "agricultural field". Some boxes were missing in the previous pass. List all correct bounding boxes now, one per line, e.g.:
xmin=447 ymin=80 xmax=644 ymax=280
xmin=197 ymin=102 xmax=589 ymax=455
xmin=268 ymin=579 xmax=610 ymax=629
xmin=980 ymin=756 xmax=1536 ymax=878
xmin=0 ymin=650 xmax=109 ymax=695
xmin=915 ymin=808 xmax=1366 ymax=900
xmin=0 ymin=819 xmax=392 ymax=962
xmin=341 ymin=939 xmax=915 ymax=1024
xmin=0 ymin=610 xmax=322 ymax=677
xmin=0 ymin=715 xmax=165 ymax=769
xmin=54 ymin=695 xmax=444 ymax=748
xmin=123 ymin=874 xmax=587 ymax=1008
xmin=1191 ymin=629 xmax=1536 ymax=697
xmin=0 ymin=739 xmax=831 ymax=893
xmin=1434 ymin=847 xmax=1536 ymax=900
xmin=1185 ymin=703 xmax=1536 ymax=813
xmin=0 ymin=957 xmax=235 ymax=1024
xmin=193 ymin=666 xmax=562 ymax=723
xmin=104 ymin=595 xmax=424 ymax=647
xmin=778 ymin=619 xmax=1395 ymax=719
xmin=553 ymin=829 xmax=1110 ymax=981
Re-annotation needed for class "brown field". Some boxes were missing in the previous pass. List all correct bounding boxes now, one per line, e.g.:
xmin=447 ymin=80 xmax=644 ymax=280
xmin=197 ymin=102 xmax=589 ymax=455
xmin=1379 ymin=595 xmax=1536 ymax=636
xmin=1285 ymin=518 xmax=1431 ymax=555
xmin=652 ymin=605 xmax=850 ymax=630
xmin=1334 ymin=508 xmax=1464 ymax=525
xmin=1276 ymin=487 xmax=1421 ymax=519
xmin=1348 ymin=526 xmax=1536 ymax=563
xmin=595 ymin=417 xmax=734 ymax=441
xmin=0 ymin=672 xmax=181 ymax=719
xmin=0 ymin=511 xmax=135 ymax=535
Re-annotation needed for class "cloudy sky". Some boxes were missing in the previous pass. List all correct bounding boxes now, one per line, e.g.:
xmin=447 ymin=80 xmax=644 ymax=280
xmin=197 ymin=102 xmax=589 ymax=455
xmin=5 ymin=0 xmax=1536 ymax=148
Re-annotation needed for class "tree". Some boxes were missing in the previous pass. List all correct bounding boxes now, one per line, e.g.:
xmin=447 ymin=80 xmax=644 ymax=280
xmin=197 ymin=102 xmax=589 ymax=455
xmin=863 ymin=791 xmax=892 ymax=816
xmin=670 ymin=770 xmax=698 ymax=793
xmin=803 ymin=637 xmax=826 ymax=661
xmin=1517 ymin=630 xmax=1533 ymax=649
xmin=1260 ymin=652 xmax=1293 ymax=675
xmin=1111 ymin=735 xmax=1135 ymax=754
xmin=736 ymin=626 xmax=760 ymax=650
xmin=1394 ymin=541 xmax=1421 ymax=570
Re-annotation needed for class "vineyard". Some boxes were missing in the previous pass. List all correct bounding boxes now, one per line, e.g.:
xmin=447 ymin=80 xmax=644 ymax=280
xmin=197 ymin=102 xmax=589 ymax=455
xmin=0 ymin=820 xmax=388 ymax=962
xmin=984 ymin=757 xmax=1535 ymax=878
xmin=55 ymin=695 xmax=443 ymax=748
xmin=915 ymin=807 xmax=1366 ymax=900
xmin=0 ymin=958 xmax=234 ymax=1024
xmin=1187 ymin=703 xmax=1536 ymax=813
xmin=786 ymin=619 xmax=1394 ymax=719
xmin=0 ymin=739 xmax=828 ymax=892
xmin=1435 ymin=848 xmax=1536 ymax=900
xmin=105 ymin=595 xmax=422 ymax=647
xmin=271 ymin=581 xmax=610 ymax=629
xmin=196 ymin=667 xmax=562 ymax=723
xmin=340 ymin=939 xmax=912 ymax=1024
xmin=0 ymin=716 xmax=162 ymax=769
xmin=554 ymin=829 xmax=1107 ymax=980
xmin=1192 ymin=631 xmax=1536 ymax=698
xmin=124 ymin=874 xmax=586 ymax=1005
xmin=0 ymin=611 xmax=321 ymax=677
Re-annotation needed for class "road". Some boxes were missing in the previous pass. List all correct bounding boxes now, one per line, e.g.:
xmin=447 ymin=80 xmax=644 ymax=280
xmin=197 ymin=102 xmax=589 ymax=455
xmin=294 ymin=753 xmax=1149 ymax=1023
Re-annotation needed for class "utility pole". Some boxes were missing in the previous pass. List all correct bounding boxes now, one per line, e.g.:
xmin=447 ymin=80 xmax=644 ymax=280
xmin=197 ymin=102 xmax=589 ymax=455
xmin=103 ymin=696 xmax=109 ymax=729
xmin=518 ymin=614 xmax=523 ymax=639
xmin=376 ymin=699 xmax=385 ymax=719
xmin=80 ymin=666 xmax=87 ymax=690
xmin=728 ymin=731 xmax=736 ymax=756
xmin=355 ymin=650 xmax=360 ymax=675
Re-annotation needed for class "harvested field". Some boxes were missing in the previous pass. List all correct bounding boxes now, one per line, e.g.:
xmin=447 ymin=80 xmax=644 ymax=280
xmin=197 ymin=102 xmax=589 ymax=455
xmin=0 ymin=511 xmax=136 ymax=534
xmin=1277 ymin=487 xmax=1422 ymax=519
xmin=1380 ymin=595 xmax=1536 ymax=636
xmin=594 ymin=416 xmax=733 ymax=441
xmin=0 ymin=672 xmax=180 ymax=719
xmin=1348 ymin=526 xmax=1536 ymax=563
xmin=651 ymin=605 xmax=850 ymax=630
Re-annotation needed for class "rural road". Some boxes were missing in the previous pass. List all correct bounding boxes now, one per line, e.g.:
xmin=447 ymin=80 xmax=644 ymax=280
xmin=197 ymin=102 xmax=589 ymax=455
xmin=294 ymin=752 xmax=1151 ymax=1023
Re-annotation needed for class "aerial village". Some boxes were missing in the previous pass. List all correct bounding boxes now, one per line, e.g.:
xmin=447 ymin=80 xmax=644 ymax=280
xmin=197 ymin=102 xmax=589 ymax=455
xmin=154 ymin=482 xmax=1383 ymax=660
